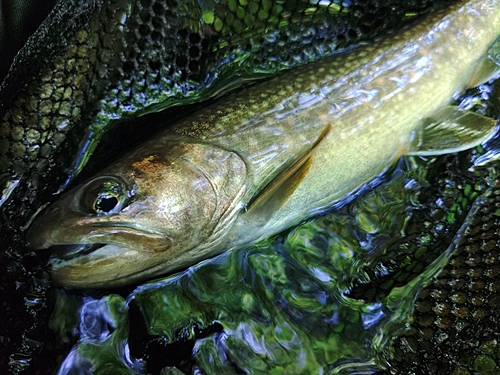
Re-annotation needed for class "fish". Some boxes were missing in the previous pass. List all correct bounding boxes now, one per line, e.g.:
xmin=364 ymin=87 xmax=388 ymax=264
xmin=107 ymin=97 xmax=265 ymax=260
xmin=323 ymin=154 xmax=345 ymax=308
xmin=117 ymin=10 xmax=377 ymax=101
xmin=0 ymin=0 xmax=436 ymax=236
xmin=0 ymin=1 xmax=456 ymax=372
xmin=27 ymin=0 xmax=500 ymax=288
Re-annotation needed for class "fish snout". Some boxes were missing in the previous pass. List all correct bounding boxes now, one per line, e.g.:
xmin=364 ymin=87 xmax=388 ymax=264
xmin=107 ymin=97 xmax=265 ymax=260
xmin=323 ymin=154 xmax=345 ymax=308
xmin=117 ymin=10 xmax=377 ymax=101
xmin=26 ymin=203 xmax=65 ymax=249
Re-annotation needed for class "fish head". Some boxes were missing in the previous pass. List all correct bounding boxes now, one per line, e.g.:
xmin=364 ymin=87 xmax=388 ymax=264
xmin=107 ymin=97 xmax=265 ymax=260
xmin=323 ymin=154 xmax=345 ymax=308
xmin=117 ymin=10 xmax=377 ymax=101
xmin=27 ymin=138 xmax=247 ymax=288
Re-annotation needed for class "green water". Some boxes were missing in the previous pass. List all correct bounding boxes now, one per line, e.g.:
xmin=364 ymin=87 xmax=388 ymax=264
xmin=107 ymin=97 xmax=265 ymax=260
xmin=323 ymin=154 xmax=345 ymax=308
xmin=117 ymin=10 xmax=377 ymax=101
xmin=6 ymin=1 xmax=500 ymax=373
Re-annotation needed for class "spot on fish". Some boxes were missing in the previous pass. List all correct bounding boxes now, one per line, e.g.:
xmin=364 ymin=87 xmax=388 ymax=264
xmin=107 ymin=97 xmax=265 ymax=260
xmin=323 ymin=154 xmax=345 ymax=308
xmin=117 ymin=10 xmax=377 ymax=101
xmin=132 ymin=155 xmax=172 ymax=174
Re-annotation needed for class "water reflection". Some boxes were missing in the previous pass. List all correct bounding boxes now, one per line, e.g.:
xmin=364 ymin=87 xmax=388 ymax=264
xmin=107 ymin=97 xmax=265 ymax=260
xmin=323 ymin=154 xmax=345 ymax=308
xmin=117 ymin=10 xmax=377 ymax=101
xmin=55 ymin=295 xmax=144 ymax=375
xmin=58 ymin=351 xmax=93 ymax=375
xmin=79 ymin=298 xmax=116 ymax=343
xmin=49 ymin=156 xmax=412 ymax=374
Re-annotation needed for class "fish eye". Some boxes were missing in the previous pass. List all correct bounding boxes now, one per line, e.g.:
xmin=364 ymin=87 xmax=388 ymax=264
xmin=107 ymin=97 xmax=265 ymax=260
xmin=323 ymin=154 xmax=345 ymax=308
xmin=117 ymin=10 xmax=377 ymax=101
xmin=94 ymin=192 xmax=119 ymax=213
xmin=81 ymin=177 xmax=129 ymax=215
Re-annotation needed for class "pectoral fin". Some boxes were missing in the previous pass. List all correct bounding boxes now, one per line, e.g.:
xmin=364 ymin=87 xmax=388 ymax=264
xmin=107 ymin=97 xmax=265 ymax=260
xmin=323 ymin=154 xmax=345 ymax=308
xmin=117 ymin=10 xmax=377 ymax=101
xmin=408 ymin=106 xmax=497 ymax=156
xmin=467 ymin=37 xmax=500 ymax=87
xmin=245 ymin=124 xmax=330 ymax=222
xmin=245 ymin=152 xmax=313 ymax=222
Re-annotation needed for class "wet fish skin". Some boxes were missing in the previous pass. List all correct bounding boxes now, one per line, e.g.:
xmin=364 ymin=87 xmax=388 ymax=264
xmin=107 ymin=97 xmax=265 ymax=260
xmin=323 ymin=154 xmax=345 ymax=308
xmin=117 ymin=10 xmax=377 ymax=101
xmin=28 ymin=0 xmax=500 ymax=288
xmin=0 ymin=2 xmax=456 ymax=371
xmin=0 ymin=0 xmax=440 ymax=235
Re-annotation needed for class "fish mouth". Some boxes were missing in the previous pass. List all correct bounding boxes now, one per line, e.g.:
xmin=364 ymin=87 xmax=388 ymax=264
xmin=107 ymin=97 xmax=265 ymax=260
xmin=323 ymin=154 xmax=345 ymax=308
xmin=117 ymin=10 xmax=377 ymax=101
xmin=44 ymin=242 xmax=177 ymax=289
xmin=28 ymin=219 xmax=172 ymax=253
xmin=49 ymin=243 xmax=105 ymax=261
xmin=32 ymin=224 xmax=175 ymax=288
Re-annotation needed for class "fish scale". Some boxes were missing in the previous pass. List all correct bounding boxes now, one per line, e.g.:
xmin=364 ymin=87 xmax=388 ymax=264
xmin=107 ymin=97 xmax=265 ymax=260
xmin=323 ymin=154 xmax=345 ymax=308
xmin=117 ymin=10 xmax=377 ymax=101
xmin=0 ymin=0 xmax=454 ymax=235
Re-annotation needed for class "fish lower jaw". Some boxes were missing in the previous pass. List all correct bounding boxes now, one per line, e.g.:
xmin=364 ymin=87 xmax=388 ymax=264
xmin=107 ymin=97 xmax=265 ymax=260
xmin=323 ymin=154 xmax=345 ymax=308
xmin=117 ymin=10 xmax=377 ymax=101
xmin=47 ymin=244 xmax=171 ymax=289
xmin=48 ymin=243 xmax=105 ymax=261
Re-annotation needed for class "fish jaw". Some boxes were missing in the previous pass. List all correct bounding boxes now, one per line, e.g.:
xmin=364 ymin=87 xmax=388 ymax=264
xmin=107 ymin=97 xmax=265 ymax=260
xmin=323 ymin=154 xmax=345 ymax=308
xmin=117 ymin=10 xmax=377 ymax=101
xmin=48 ymin=244 xmax=172 ymax=288
xmin=26 ymin=200 xmax=178 ymax=287
xmin=28 ymin=218 xmax=172 ymax=252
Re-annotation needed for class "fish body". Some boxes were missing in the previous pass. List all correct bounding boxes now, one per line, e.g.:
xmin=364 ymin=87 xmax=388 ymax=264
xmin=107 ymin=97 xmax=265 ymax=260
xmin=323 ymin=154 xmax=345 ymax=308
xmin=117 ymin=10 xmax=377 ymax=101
xmin=28 ymin=0 xmax=500 ymax=288
xmin=0 ymin=0 xmax=436 ymax=235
